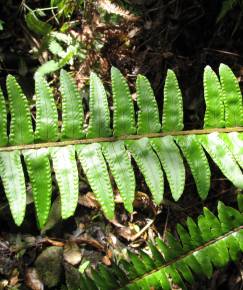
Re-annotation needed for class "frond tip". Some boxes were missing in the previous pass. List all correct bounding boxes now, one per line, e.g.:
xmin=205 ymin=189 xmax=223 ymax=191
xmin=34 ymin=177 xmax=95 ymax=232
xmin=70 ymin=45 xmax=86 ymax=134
xmin=80 ymin=198 xmax=243 ymax=290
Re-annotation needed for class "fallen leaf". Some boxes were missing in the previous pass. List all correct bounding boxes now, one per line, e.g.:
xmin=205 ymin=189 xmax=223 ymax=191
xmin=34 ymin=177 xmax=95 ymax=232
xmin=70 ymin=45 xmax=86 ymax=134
xmin=64 ymin=241 xmax=82 ymax=266
xmin=25 ymin=268 xmax=44 ymax=290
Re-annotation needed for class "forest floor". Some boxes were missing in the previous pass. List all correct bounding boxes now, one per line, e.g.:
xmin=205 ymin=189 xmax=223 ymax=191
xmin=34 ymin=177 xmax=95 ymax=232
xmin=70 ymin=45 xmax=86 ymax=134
xmin=0 ymin=0 xmax=243 ymax=289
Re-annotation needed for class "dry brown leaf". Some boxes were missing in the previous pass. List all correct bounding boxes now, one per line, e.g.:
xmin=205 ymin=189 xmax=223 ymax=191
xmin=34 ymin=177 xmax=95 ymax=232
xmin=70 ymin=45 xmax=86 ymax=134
xmin=64 ymin=241 xmax=82 ymax=266
xmin=25 ymin=268 xmax=44 ymax=290
xmin=78 ymin=192 xmax=100 ymax=209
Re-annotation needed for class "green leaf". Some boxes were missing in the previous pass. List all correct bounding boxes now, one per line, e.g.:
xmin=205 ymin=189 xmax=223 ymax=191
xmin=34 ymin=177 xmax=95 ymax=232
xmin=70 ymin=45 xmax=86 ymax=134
xmin=219 ymin=132 xmax=243 ymax=168
xmin=23 ymin=148 xmax=52 ymax=229
xmin=125 ymin=137 xmax=164 ymax=204
xmin=136 ymin=74 xmax=161 ymax=134
xmin=6 ymin=75 xmax=34 ymax=145
xmin=87 ymin=72 xmax=112 ymax=138
xmin=35 ymin=60 xmax=60 ymax=76
xmin=203 ymin=65 xmax=224 ymax=128
xmin=151 ymin=136 xmax=185 ymax=201
xmin=51 ymin=146 xmax=79 ymax=219
xmin=162 ymin=69 xmax=183 ymax=132
xmin=60 ymin=69 xmax=84 ymax=140
xmin=25 ymin=11 xmax=52 ymax=36
xmin=102 ymin=141 xmax=135 ymax=213
xmin=198 ymin=133 xmax=243 ymax=189
xmin=111 ymin=67 xmax=136 ymax=136
xmin=0 ymin=151 xmax=26 ymax=226
xmin=35 ymin=74 xmax=59 ymax=142
xmin=0 ymin=88 xmax=7 ymax=146
xmin=219 ymin=63 xmax=243 ymax=127
xmin=175 ymin=135 xmax=211 ymax=200
xmin=76 ymin=143 xmax=115 ymax=220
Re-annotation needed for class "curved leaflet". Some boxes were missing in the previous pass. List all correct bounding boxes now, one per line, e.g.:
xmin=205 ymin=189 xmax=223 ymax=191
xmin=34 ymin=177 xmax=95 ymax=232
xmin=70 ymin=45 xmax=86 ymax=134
xmin=175 ymin=135 xmax=211 ymax=200
xmin=60 ymin=69 xmax=84 ymax=140
xmin=35 ymin=74 xmax=59 ymax=142
xmin=219 ymin=64 xmax=243 ymax=127
xmin=136 ymin=74 xmax=161 ymax=134
xmin=162 ymin=69 xmax=183 ymax=132
xmin=0 ymin=88 xmax=7 ymax=146
xmin=7 ymin=75 xmax=33 ymax=145
xmin=77 ymin=143 xmax=115 ymax=220
xmin=23 ymin=148 xmax=52 ymax=228
xmin=51 ymin=145 xmax=79 ymax=219
xmin=0 ymin=150 xmax=26 ymax=225
xmin=203 ymin=66 xmax=224 ymax=128
xmin=198 ymin=132 xmax=243 ymax=189
xmin=87 ymin=72 xmax=112 ymax=138
xmin=125 ymin=137 xmax=164 ymax=205
xmin=111 ymin=67 xmax=136 ymax=136
xmin=151 ymin=136 xmax=185 ymax=201
xmin=102 ymin=141 xmax=135 ymax=213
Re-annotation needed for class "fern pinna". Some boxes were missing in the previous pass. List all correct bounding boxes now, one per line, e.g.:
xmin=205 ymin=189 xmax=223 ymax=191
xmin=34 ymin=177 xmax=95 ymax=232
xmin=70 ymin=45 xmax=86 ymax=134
xmin=0 ymin=64 xmax=243 ymax=227
xmin=79 ymin=197 xmax=243 ymax=290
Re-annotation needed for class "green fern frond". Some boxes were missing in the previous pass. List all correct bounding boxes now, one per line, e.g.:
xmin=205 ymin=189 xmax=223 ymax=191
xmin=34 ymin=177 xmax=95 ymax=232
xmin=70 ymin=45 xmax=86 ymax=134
xmin=0 ymin=64 xmax=243 ymax=225
xmin=80 ymin=198 xmax=243 ymax=289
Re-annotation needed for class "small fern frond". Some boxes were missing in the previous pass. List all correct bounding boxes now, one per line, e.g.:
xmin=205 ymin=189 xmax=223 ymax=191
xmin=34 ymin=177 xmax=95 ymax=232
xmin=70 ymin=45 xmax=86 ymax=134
xmin=80 ymin=198 xmax=243 ymax=289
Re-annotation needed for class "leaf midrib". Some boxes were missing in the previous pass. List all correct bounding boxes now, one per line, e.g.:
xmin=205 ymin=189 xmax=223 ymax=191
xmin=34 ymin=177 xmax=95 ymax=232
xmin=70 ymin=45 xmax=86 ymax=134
xmin=1 ymin=127 xmax=243 ymax=153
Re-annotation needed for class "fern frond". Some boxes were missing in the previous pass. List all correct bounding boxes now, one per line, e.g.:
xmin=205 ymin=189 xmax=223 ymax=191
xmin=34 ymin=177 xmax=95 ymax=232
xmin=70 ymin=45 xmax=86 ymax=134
xmin=97 ymin=0 xmax=138 ymax=21
xmin=6 ymin=75 xmax=33 ymax=145
xmin=0 ymin=64 xmax=243 ymax=224
xmin=80 ymin=198 xmax=243 ymax=289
